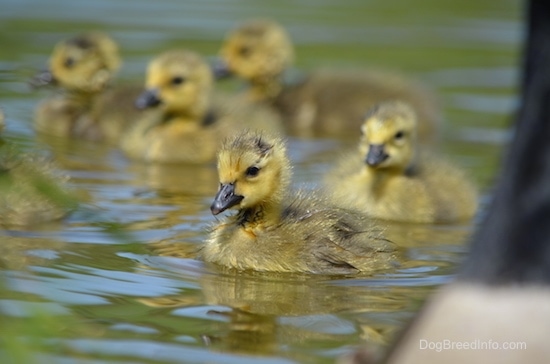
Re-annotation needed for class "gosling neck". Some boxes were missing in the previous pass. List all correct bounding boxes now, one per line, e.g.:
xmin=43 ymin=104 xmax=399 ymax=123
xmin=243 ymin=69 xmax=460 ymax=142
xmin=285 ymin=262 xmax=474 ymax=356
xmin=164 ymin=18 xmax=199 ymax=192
xmin=65 ymin=89 xmax=100 ymax=109
xmin=237 ymin=198 xmax=284 ymax=229
xmin=363 ymin=156 xmax=418 ymax=188
xmin=161 ymin=105 xmax=210 ymax=126
xmin=248 ymin=74 xmax=284 ymax=102
xmin=161 ymin=93 xmax=211 ymax=125
xmin=363 ymin=144 xmax=418 ymax=178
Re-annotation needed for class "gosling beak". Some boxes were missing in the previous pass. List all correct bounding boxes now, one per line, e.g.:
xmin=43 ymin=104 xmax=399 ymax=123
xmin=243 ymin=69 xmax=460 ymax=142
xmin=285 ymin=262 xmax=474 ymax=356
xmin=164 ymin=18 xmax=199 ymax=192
xmin=211 ymin=58 xmax=234 ymax=80
xmin=210 ymin=183 xmax=244 ymax=215
xmin=365 ymin=144 xmax=389 ymax=166
xmin=29 ymin=69 xmax=56 ymax=89
xmin=135 ymin=88 xmax=162 ymax=109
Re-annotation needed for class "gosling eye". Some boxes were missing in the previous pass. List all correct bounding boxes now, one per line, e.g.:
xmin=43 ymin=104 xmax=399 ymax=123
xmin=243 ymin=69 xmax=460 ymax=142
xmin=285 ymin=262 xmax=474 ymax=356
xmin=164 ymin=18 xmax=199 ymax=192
xmin=394 ymin=131 xmax=405 ymax=140
xmin=64 ymin=57 xmax=75 ymax=68
xmin=171 ymin=76 xmax=185 ymax=86
xmin=245 ymin=166 xmax=260 ymax=177
xmin=238 ymin=46 xmax=251 ymax=57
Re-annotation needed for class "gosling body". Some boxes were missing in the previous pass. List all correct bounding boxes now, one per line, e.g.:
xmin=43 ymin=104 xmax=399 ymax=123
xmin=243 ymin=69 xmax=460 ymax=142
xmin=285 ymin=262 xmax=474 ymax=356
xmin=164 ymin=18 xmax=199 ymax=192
xmin=120 ymin=50 xmax=282 ymax=164
xmin=199 ymin=130 xmax=396 ymax=274
xmin=326 ymin=101 xmax=477 ymax=223
xmin=217 ymin=19 xmax=441 ymax=140
xmin=0 ymin=111 xmax=74 ymax=226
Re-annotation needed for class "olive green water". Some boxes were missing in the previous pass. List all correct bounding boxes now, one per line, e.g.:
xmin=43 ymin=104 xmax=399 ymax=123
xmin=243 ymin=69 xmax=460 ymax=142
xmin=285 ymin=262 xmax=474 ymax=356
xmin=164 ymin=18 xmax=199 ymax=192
xmin=0 ymin=1 xmax=520 ymax=363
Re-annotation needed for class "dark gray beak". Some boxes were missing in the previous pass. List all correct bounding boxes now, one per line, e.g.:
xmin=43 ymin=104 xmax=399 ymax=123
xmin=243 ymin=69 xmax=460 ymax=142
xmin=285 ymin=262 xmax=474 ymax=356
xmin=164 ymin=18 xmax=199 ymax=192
xmin=211 ymin=58 xmax=234 ymax=80
xmin=210 ymin=183 xmax=244 ymax=215
xmin=135 ymin=88 xmax=162 ymax=109
xmin=365 ymin=144 xmax=388 ymax=166
xmin=29 ymin=69 xmax=56 ymax=89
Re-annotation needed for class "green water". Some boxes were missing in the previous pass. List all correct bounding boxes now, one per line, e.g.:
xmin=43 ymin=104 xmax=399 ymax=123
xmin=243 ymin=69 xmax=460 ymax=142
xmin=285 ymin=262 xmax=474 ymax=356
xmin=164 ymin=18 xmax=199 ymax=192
xmin=0 ymin=0 xmax=520 ymax=363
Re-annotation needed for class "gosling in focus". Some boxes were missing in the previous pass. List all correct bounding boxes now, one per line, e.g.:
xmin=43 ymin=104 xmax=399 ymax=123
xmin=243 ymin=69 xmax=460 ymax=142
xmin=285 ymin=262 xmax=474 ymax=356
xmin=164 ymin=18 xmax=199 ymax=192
xmin=325 ymin=101 xmax=477 ymax=224
xmin=215 ymin=19 xmax=441 ymax=140
xmin=120 ymin=49 xmax=282 ymax=164
xmin=198 ymin=130 xmax=397 ymax=274
xmin=33 ymin=32 xmax=143 ymax=143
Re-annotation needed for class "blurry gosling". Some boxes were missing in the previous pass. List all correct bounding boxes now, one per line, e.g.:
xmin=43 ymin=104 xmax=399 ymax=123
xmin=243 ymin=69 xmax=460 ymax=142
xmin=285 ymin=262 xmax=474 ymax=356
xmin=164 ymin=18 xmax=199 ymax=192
xmin=215 ymin=19 xmax=441 ymax=140
xmin=0 ymin=146 xmax=76 ymax=226
xmin=326 ymin=101 xmax=477 ymax=223
xmin=0 ymin=111 xmax=75 ymax=226
xmin=33 ymin=31 xmax=143 ymax=143
xmin=120 ymin=49 xmax=282 ymax=164
xmin=198 ymin=130 xmax=397 ymax=274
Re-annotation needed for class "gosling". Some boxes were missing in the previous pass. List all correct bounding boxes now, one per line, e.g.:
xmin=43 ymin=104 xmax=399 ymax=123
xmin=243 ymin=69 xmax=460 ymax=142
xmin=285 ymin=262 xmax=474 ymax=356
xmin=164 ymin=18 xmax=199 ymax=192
xmin=120 ymin=49 xmax=282 ymax=164
xmin=33 ymin=31 xmax=143 ymax=143
xmin=325 ymin=101 xmax=478 ymax=223
xmin=215 ymin=19 xmax=441 ymax=140
xmin=198 ymin=130 xmax=397 ymax=274
xmin=0 ymin=109 xmax=75 ymax=226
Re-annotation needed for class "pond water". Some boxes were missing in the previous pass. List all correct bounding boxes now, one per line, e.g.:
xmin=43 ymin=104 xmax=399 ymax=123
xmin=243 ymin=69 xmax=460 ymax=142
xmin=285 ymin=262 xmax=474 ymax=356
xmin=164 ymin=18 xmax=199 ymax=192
xmin=0 ymin=0 xmax=520 ymax=363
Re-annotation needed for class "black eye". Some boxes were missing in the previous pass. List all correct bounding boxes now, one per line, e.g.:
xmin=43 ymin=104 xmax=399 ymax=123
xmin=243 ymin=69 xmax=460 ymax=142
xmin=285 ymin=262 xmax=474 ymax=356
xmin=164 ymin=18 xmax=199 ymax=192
xmin=394 ymin=131 xmax=405 ymax=140
xmin=64 ymin=57 xmax=75 ymax=68
xmin=238 ymin=46 xmax=251 ymax=57
xmin=246 ymin=166 xmax=260 ymax=177
xmin=171 ymin=76 xmax=185 ymax=85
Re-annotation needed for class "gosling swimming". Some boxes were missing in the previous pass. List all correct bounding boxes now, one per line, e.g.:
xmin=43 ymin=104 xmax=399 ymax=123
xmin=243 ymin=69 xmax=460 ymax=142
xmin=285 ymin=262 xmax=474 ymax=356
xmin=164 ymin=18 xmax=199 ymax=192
xmin=33 ymin=31 xmax=143 ymax=143
xmin=0 ymin=109 xmax=75 ymax=226
xmin=199 ymin=130 xmax=397 ymax=274
xmin=120 ymin=49 xmax=282 ymax=164
xmin=215 ymin=19 xmax=441 ymax=140
xmin=325 ymin=101 xmax=477 ymax=223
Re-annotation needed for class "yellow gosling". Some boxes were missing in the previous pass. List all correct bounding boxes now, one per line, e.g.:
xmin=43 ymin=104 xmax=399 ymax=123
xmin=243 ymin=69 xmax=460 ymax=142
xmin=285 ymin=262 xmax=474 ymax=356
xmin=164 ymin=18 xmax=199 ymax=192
xmin=33 ymin=31 xmax=143 ymax=143
xmin=326 ymin=101 xmax=477 ymax=223
xmin=120 ymin=49 xmax=282 ymax=164
xmin=216 ymin=19 xmax=441 ymax=140
xmin=199 ymin=130 xmax=397 ymax=274
xmin=0 ymin=141 xmax=75 ymax=227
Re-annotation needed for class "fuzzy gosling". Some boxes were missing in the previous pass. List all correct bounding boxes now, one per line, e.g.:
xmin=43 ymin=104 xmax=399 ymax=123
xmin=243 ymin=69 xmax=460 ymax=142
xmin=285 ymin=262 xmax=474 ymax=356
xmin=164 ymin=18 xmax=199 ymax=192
xmin=199 ymin=130 xmax=397 ymax=274
xmin=215 ymin=19 xmax=441 ymax=140
xmin=121 ymin=50 xmax=281 ymax=164
xmin=33 ymin=31 xmax=142 ymax=142
xmin=326 ymin=101 xmax=478 ymax=223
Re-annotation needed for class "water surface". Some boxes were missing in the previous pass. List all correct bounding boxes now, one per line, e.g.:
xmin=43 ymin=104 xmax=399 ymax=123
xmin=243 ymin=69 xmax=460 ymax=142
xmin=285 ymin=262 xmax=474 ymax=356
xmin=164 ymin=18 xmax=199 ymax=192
xmin=0 ymin=0 xmax=520 ymax=363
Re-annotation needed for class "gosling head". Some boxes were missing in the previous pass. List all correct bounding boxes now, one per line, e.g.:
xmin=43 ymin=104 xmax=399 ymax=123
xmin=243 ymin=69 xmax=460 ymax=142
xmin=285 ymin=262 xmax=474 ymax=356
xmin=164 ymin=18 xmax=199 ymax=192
xmin=359 ymin=101 xmax=418 ymax=171
xmin=37 ymin=32 xmax=121 ymax=93
xmin=136 ymin=50 xmax=213 ymax=118
xmin=215 ymin=19 xmax=294 ymax=82
xmin=211 ymin=130 xmax=291 ymax=215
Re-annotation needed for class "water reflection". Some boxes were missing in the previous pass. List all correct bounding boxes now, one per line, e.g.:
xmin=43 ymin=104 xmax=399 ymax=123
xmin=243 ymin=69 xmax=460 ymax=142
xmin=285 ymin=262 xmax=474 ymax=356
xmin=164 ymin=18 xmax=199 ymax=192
xmin=0 ymin=234 xmax=64 ymax=270
xmin=133 ymin=217 xmax=468 ymax=359
xmin=137 ymin=266 xmax=415 ymax=359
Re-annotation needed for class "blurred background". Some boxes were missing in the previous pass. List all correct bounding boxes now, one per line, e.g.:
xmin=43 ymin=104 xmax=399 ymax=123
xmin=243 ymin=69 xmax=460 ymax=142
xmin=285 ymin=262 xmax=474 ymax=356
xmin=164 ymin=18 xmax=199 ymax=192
xmin=0 ymin=0 xmax=520 ymax=363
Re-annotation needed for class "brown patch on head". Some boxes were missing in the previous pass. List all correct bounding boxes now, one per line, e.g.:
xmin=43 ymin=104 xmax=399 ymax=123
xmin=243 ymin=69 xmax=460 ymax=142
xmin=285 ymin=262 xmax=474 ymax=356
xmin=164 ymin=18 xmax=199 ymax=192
xmin=67 ymin=36 xmax=94 ymax=50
